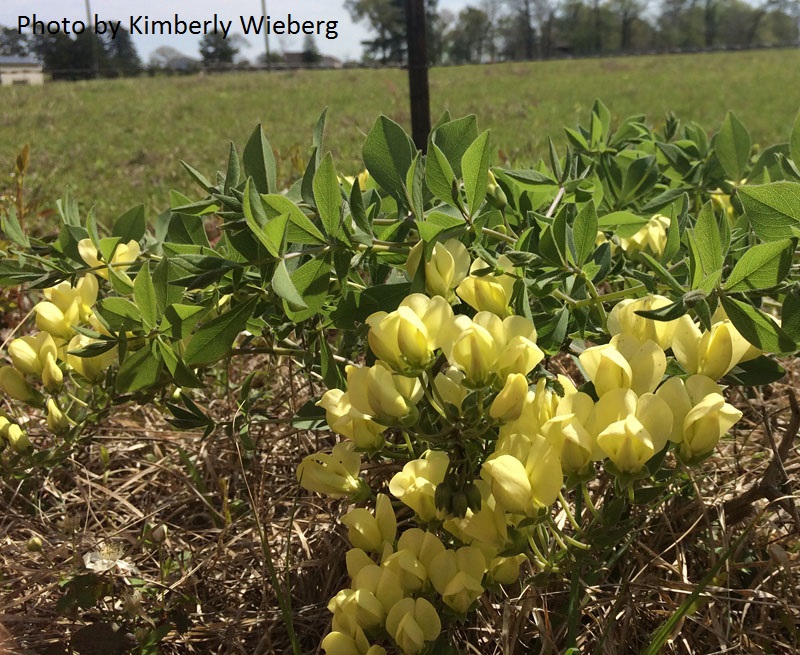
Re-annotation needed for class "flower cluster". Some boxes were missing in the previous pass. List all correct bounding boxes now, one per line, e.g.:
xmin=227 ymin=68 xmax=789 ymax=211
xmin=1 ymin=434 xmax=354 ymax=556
xmin=297 ymin=240 xmax=750 ymax=653
xmin=0 ymin=271 xmax=117 ymax=451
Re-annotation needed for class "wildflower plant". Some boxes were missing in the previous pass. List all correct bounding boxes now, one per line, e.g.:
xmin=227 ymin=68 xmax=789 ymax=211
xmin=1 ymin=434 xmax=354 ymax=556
xmin=2 ymin=102 xmax=800 ymax=652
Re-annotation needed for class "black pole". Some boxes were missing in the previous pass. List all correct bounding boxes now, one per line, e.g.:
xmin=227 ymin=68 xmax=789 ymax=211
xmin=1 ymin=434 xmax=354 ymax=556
xmin=405 ymin=0 xmax=431 ymax=153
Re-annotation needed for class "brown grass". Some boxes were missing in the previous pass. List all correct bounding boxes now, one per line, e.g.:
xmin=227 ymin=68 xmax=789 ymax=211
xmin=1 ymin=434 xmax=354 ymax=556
xmin=0 ymin=353 xmax=798 ymax=654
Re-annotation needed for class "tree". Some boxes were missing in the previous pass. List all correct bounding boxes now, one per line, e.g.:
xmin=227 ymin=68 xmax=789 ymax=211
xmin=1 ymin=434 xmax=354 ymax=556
xmin=502 ymin=0 xmax=537 ymax=59
xmin=447 ymin=7 xmax=492 ymax=63
xmin=302 ymin=35 xmax=322 ymax=65
xmin=199 ymin=33 xmax=238 ymax=68
xmin=346 ymin=0 xmax=407 ymax=63
xmin=0 ymin=27 xmax=30 ymax=57
xmin=104 ymin=27 xmax=141 ymax=76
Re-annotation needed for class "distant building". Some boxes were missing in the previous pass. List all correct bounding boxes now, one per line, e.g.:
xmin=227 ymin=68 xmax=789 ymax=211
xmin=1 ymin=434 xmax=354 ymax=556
xmin=279 ymin=52 xmax=343 ymax=69
xmin=0 ymin=56 xmax=44 ymax=86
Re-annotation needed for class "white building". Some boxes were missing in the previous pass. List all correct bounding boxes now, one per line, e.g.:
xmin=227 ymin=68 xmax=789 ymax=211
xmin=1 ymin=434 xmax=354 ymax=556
xmin=0 ymin=56 xmax=44 ymax=86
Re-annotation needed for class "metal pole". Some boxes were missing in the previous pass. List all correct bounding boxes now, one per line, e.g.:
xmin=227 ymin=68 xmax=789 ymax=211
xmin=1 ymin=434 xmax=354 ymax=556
xmin=261 ymin=0 xmax=271 ymax=71
xmin=85 ymin=0 xmax=99 ymax=78
xmin=405 ymin=0 xmax=431 ymax=153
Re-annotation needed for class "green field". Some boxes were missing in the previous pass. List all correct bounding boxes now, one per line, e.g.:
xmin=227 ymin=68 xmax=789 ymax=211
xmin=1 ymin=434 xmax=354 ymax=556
xmin=2 ymin=48 xmax=800 ymax=223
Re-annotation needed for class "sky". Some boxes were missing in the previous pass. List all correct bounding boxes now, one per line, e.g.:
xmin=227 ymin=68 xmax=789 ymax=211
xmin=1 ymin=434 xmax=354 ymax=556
xmin=1 ymin=0 xmax=464 ymax=64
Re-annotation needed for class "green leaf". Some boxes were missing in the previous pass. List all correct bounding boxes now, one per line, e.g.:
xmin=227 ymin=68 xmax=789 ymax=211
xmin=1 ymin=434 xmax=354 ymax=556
xmin=242 ymin=123 xmax=276 ymax=194
xmin=724 ymin=239 xmax=793 ymax=291
xmin=313 ymin=107 xmax=327 ymax=164
xmin=720 ymin=295 xmax=795 ymax=353
xmin=461 ymin=130 xmax=492 ymax=217
xmin=723 ymin=355 xmax=785 ymax=386
xmin=739 ymin=182 xmax=800 ymax=241
xmin=116 ymin=343 xmax=162 ymax=393
xmin=405 ymin=151 xmax=425 ymax=219
xmin=180 ymin=161 xmax=214 ymax=193
xmin=271 ymin=259 xmax=307 ymax=309
xmin=183 ymin=297 xmax=257 ymax=366
xmin=261 ymin=194 xmax=326 ymax=245
xmin=133 ymin=263 xmax=157 ymax=331
xmin=571 ymin=201 xmax=598 ymax=265
xmin=363 ymin=115 xmax=414 ymax=204
xmin=431 ymin=114 xmax=478 ymax=178
xmin=425 ymin=142 xmax=457 ymax=207
xmin=597 ymin=210 xmax=648 ymax=237
xmin=781 ymin=287 xmax=800 ymax=343
xmin=112 ymin=205 xmax=146 ymax=243
xmin=243 ymin=178 xmax=280 ymax=257
xmin=1 ymin=208 xmax=30 ymax=248
xmin=313 ymin=152 xmax=342 ymax=239
xmin=162 ymin=303 xmax=206 ymax=340
xmin=620 ymin=155 xmax=657 ymax=204
xmin=224 ymin=142 xmax=240 ymax=194
xmin=286 ymin=256 xmax=332 ymax=321
xmin=715 ymin=111 xmax=750 ymax=182
xmin=790 ymin=108 xmax=800 ymax=167
xmin=693 ymin=201 xmax=724 ymax=276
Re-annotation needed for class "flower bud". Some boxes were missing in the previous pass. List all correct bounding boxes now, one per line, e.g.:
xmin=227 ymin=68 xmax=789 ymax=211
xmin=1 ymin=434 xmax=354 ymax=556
xmin=6 ymin=423 xmax=32 ymax=452
xmin=433 ymin=366 xmax=467 ymax=413
xmin=8 ymin=332 xmax=57 ymax=375
xmin=41 ymin=353 xmax=63 ymax=392
xmin=46 ymin=398 xmax=71 ymax=434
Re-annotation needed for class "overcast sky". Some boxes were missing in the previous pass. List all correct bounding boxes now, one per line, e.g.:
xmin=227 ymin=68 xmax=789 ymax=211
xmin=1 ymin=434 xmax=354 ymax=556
xmin=2 ymin=0 xmax=464 ymax=63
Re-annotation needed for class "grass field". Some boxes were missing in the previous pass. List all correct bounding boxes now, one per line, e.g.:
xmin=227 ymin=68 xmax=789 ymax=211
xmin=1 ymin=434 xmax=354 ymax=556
xmin=2 ymin=48 xmax=800 ymax=223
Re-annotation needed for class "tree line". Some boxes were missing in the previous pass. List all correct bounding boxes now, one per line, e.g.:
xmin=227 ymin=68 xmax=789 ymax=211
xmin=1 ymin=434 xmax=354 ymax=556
xmin=348 ymin=0 xmax=800 ymax=64
xmin=1 ymin=0 xmax=798 ymax=77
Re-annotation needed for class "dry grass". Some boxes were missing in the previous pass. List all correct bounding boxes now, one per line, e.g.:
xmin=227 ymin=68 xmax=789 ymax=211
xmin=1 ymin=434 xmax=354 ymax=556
xmin=0 ymin=352 xmax=799 ymax=654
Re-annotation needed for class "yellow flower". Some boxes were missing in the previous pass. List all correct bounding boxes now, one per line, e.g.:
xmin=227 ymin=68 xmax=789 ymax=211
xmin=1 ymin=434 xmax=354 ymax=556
xmin=620 ymin=214 xmax=669 ymax=258
xmin=78 ymin=238 xmax=140 ymax=283
xmin=500 ymin=378 xmax=560 ymax=441
xmin=456 ymin=255 xmax=516 ymax=316
xmin=317 ymin=389 xmax=386 ymax=449
xmin=43 ymin=274 xmax=98 ymax=320
xmin=346 ymin=363 xmax=422 ymax=422
xmin=596 ymin=414 xmax=655 ymax=473
xmin=406 ymin=238 xmax=470 ymax=302
xmin=296 ymin=442 xmax=364 ymax=498
xmin=432 ymin=366 xmax=468 ymax=413
xmin=366 ymin=294 xmax=453 ymax=373
xmin=580 ymin=334 xmax=665 ymax=396
xmin=352 ymin=564 xmax=406 ymax=613
xmin=489 ymin=553 xmax=528 ymax=585
xmin=490 ymin=373 xmax=529 ymax=422
xmin=672 ymin=316 xmax=754 ymax=380
xmin=46 ymin=398 xmax=71 ymax=434
xmin=341 ymin=494 xmax=396 ymax=553
xmin=0 ymin=366 xmax=42 ymax=405
xmin=328 ymin=588 xmax=385 ymax=629
xmin=655 ymin=375 xmax=742 ymax=459
xmin=66 ymin=334 xmax=117 ymax=381
xmin=591 ymin=388 xmax=673 ymax=472
xmin=607 ymin=295 xmax=680 ymax=350
xmin=428 ymin=546 xmax=486 ymax=614
xmin=34 ymin=300 xmax=80 ymax=340
xmin=8 ymin=332 xmax=59 ymax=376
xmin=388 ymin=450 xmax=449 ymax=521
xmin=385 ymin=597 xmax=441 ymax=654
xmin=481 ymin=454 xmax=532 ymax=515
